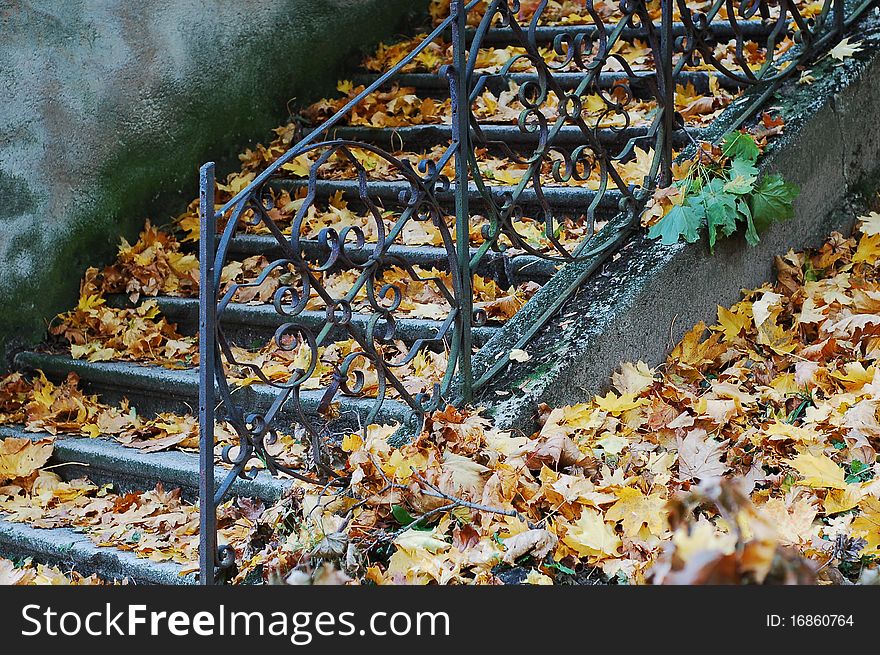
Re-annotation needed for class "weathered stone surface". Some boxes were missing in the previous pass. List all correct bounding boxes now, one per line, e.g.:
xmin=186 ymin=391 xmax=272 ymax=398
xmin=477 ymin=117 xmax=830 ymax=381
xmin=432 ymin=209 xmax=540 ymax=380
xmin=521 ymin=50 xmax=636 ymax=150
xmin=0 ymin=520 xmax=192 ymax=584
xmin=0 ymin=424 xmax=289 ymax=502
xmin=0 ymin=0 xmax=419 ymax=365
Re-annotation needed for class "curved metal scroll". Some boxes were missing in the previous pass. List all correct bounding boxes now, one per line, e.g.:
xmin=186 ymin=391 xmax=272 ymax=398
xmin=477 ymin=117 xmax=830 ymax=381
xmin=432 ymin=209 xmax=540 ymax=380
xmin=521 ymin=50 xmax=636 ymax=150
xmin=198 ymin=0 xmax=879 ymax=583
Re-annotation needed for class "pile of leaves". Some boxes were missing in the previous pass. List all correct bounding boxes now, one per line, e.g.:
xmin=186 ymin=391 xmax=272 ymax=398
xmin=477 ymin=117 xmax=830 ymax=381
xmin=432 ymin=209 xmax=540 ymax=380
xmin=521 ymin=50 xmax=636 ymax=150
xmin=0 ymin=557 xmax=109 ymax=585
xmin=47 ymin=206 xmax=540 ymax=399
xmin=50 ymin=294 xmax=196 ymax=368
xmin=430 ymin=0 xmax=826 ymax=27
xmin=305 ymin=80 xmax=730 ymax=132
xmin=0 ymin=370 xmax=251 ymax=456
xmin=370 ymin=28 xmax=785 ymax=78
xmin=47 ymin=244 xmax=538 ymax=398
xmin=4 ymin=211 xmax=880 ymax=584
xmin=229 ymin=211 xmax=880 ymax=585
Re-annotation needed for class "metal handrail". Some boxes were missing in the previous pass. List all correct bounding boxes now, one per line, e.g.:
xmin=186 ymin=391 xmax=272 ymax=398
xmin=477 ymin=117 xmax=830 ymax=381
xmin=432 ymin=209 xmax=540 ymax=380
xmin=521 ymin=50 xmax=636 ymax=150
xmin=197 ymin=0 xmax=878 ymax=584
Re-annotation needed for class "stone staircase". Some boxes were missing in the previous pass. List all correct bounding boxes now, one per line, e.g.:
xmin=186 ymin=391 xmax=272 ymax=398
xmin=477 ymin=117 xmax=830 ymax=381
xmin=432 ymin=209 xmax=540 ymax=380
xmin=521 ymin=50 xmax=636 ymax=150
xmin=0 ymin=6 xmax=797 ymax=583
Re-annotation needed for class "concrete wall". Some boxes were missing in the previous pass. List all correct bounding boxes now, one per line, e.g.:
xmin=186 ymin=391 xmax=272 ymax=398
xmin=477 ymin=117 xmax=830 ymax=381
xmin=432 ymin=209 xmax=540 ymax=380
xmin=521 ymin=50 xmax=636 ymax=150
xmin=0 ymin=0 xmax=419 ymax=365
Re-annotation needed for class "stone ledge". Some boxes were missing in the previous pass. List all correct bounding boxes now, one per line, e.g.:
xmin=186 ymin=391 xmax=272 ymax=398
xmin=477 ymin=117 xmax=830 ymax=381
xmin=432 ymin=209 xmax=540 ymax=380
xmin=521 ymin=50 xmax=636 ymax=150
xmin=14 ymin=351 xmax=411 ymax=429
xmin=0 ymin=520 xmax=194 ymax=585
xmin=0 ymin=425 xmax=289 ymax=503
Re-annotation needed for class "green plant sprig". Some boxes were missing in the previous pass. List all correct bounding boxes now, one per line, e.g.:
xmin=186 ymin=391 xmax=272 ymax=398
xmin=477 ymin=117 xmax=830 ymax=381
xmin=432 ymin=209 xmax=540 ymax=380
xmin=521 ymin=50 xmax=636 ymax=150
xmin=647 ymin=132 xmax=799 ymax=252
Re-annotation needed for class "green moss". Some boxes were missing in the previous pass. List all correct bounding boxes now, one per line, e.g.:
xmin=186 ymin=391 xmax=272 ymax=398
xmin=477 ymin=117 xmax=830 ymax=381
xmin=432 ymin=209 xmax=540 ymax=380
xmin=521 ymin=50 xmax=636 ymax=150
xmin=0 ymin=0 xmax=425 ymax=368
xmin=0 ymin=172 xmax=38 ymax=220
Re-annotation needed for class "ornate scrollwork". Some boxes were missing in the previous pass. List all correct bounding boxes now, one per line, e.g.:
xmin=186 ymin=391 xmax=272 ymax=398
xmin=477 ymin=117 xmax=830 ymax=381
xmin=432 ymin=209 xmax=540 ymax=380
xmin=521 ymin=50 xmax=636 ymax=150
xmin=198 ymin=0 xmax=878 ymax=583
xmin=464 ymin=0 xmax=657 ymax=264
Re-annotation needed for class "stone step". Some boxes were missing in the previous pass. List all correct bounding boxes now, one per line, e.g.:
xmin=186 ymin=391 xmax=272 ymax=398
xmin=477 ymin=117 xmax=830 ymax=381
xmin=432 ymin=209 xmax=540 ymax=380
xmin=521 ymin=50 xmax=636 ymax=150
xmin=0 ymin=519 xmax=194 ymax=584
xmin=224 ymin=234 xmax=561 ymax=285
xmin=14 ymin=351 xmax=413 ymax=430
xmin=465 ymin=20 xmax=775 ymax=46
xmin=270 ymin=178 xmax=625 ymax=214
xmin=0 ymin=425 xmax=288 ymax=504
xmin=306 ymin=122 xmax=699 ymax=151
xmin=129 ymin=295 xmax=498 ymax=349
xmin=351 ymin=70 xmax=742 ymax=96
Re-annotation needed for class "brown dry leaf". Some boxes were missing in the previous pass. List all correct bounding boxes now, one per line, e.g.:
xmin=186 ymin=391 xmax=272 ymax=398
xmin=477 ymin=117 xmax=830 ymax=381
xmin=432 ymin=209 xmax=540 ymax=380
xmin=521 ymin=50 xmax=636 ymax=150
xmin=676 ymin=429 xmax=728 ymax=481
xmin=0 ymin=438 xmax=53 ymax=483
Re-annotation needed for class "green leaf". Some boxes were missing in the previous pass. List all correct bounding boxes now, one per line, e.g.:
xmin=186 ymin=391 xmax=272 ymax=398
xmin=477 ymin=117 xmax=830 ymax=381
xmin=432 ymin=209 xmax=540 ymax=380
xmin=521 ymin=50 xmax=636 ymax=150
xmin=391 ymin=505 xmax=433 ymax=530
xmin=722 ymin=131 xmax=760 ymax=162
xmin=647 ymin=201 xmax=704 ymax=245
xmin=546 ymin=559 xmax=576 ymax=575
xmin=391 ymin=505 xmax=415 ymax=526
xmin=749 ymin=174 xmax=799 ymax=233
xmin=739 ymin=199 xmax=760 ymax=246
xmin=850 ymin=460 xmax=868 ymax=475
xmin=699 ymin=179 xmax=738 ymax=252
xmin=726 ymin=157 xmax=759 ymax=191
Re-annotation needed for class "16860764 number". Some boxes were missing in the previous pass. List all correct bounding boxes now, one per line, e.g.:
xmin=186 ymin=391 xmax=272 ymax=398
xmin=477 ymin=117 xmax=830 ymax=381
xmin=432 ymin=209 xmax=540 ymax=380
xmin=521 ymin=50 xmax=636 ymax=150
xmin=766 ymin=614 xmax=854 ymax=628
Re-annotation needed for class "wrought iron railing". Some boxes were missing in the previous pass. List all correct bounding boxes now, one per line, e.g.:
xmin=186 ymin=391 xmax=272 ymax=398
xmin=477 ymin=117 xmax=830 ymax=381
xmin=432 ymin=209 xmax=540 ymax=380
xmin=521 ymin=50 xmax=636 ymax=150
xmin=198 ymin=0 xmax=877 ymax=583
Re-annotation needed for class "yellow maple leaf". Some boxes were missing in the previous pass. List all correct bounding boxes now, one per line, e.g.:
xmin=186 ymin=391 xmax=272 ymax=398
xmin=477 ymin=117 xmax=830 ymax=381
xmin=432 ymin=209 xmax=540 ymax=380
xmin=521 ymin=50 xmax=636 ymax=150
xmin=824 ymin=485 xmax=863 ymax=515
xmin=341 ymin=433 xmax=363 ymax=453
xmin=381 ymin=449 xmax=427 ymax=481
xmin=763 ymin=421 xmax=820 ymax=444
xmin=81 ymin=423 xmax=101 ymax=439
xmin=758 ymin=318 xmax=798 ymax=355
xmin=593 ymin=391 xmax=647 ymax=415
xmin=30 ymin=375 xmax=56 ymax=409
xmin=851 ymin=497 xmax=880 ymax=555
xmin=0 ymin=438 xmax=54 ymax=483
xmin=787 ymin=453 xmax=847 ymax=489
xmin=714 ymin=304 xmax=751 ymax=341
xmin=76 ymin=293 xmax=105 ymax=313
xmin=280 ymin=154 xmax=314 ymax=178
xmin=561 ymin=508 xmax=621 ymax=559
xmin=854 ymin=233 xmax=880 ymax=265
xmin=830 ymin=362 xmax=875 ymax=388
xmin=605 ymin=486 xmax=668 ymax=537
xmin=669 ymin=321 xmax=725 ymax=372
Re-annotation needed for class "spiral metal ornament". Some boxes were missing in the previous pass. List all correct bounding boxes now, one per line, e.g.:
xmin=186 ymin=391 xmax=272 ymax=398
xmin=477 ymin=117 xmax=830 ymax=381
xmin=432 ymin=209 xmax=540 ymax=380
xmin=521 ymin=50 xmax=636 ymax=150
xmin=197 ymin=0 xmax=878 ymax=584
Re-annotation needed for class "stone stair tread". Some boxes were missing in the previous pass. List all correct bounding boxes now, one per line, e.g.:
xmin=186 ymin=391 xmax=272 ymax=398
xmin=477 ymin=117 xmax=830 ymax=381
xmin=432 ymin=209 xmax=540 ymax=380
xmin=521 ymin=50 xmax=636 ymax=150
xmin=0 ymin=519 xmax=194 ymax=585
xmin=306 ymin=121 xmax=698 ymax=148
xmin=14 ymin=351 xmax=414 ymax=428
xmin=225 ymin=233 xmax=561 ymax=282
xmin=467 ymin=19 xmax=775 ymax=45
xmin=133 ymin=295 xmax=500 ymax=347
xmin=0 ymin=425 xmax=288 ymax=504
xmin=271 ymin=177 xmax=624 ymax=210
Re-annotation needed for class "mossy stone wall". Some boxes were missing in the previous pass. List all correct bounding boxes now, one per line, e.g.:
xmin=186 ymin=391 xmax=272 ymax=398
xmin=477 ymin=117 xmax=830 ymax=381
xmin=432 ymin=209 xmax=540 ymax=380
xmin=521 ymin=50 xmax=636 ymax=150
xmin=0 ymin=0 xmax=421 ymax=365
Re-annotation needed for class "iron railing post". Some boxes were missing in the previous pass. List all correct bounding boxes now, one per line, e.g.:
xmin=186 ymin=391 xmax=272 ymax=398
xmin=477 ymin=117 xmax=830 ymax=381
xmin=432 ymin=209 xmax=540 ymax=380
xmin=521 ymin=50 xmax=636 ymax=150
xmin=659 ymin=0 xmax=675 ymax=187
xmin=198 ymin=162 xmax=218 ymax=585
xmin=450 ymin=0 xmax=473 ymax=403
xmin=833 ymin=0 xmax=845 ymax=34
